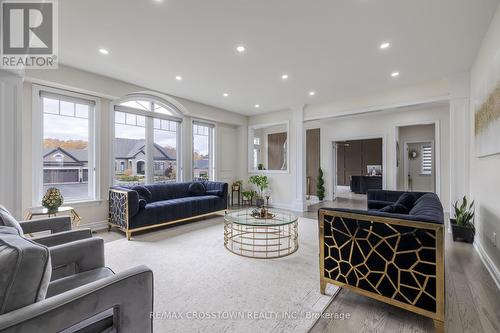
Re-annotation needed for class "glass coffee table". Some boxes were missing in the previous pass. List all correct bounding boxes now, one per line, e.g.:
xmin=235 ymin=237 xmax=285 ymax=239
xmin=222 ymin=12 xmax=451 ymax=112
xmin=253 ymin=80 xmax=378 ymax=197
xmin=224 ymin=208 xmax=298 ymax=259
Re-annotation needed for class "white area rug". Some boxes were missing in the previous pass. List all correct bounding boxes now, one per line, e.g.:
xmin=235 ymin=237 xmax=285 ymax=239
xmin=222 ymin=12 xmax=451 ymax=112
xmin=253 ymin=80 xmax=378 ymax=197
xmin=104 ymin=216 xmax=337 ymax=333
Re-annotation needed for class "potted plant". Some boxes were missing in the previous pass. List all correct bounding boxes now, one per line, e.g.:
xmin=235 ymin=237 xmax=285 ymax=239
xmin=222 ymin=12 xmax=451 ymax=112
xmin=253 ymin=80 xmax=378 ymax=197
xmin=232 ymin=180 xmax=243 ymax=191
xmin=249 ymin=175 xmax=269 ymax=207
xmin=242 ymin=190 xmax=254 ymax=205
xmin=42 ymin=187 xmax=64 ymax=214
xmin=451 ymin=196 xmax=475 ymax=243
xmin=317 ymin=168 xmax=325 ymax=201
xmin=258 ymin=163 xmax=264 ymax=170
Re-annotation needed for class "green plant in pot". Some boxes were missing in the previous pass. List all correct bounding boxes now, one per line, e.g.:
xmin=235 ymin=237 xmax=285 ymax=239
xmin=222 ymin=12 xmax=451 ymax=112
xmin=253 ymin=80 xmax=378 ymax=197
xmin=451 ymin=196 xmax=475 ymax=243
xmin=317 ymin=168 xmax=325 ymax=201
xmin=232 ymin=180 xmax=243 ymax=191
xmin=249 ymin=175 xmax=269 ymax=207
xmin=42 ymin=187 xmax=64 ymax=214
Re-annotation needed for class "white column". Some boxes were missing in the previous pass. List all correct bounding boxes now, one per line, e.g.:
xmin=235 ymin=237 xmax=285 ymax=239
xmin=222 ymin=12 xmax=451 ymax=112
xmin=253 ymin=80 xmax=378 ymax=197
xmin=448 ymin=73 xmax=471 ymax=212
xmin=181 ymin=116 xmax=192 ymax=181
xmin=0 ymin=70 xmax=23 ymax=218
xmin=292 ymin=105 xmax=306 ymax=212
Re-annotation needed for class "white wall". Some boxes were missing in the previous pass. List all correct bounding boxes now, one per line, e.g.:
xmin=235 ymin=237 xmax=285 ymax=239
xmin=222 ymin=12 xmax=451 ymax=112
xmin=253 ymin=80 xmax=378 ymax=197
xmin=470 ymin=4 xmax=500 ymax=281
xmin=14 ymin=66 xmax=247 ymax=227
xmin=305 ymin=105 xmax=450 ymax=209
xmin=248 ymin=108 xmax=305 ymax=211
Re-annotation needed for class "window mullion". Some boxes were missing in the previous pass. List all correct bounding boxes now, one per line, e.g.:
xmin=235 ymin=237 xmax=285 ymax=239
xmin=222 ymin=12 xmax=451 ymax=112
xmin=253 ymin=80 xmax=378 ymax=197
xmin=145 ymin=110 xmax=154 ymax=184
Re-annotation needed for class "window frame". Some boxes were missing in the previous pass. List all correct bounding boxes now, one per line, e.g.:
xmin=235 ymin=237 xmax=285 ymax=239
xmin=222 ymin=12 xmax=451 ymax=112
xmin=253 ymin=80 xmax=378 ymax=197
xmin=192 ymin=120 xmax=215 ymax=181
xmin=111 ymin=95 xmax=183 ymax=185
xmin=420 ymin=143 xmax=433 ymax=175
xmin=32 ymin=85 xmax=100 ymax=205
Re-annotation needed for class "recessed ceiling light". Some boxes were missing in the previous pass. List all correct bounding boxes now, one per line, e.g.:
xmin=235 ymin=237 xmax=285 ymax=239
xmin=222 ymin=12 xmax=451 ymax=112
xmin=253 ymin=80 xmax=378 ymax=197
xmin=175 ymin=75 xmax=182 ymax=81
xmin=223 ymin=93 xmax=229 ymax=97
xmin=99 ymin=48 xmax=109 ymax=55
xmin=153 ymin=0 xmax=164 ymax=3
xmin=236 ymin=45 xmax=245 ymax=53
xmin=309 ymin=91 xmax=316 ymax=96
xmin=380 ymin=42 xmax=391 ymax=49
xmin=255 ymin=104 xmax=260 ymax=108
xmin=391 ymin=71 xmax=400 ymax=77
xmin=281 ymin=74 xmax=289 ymax=80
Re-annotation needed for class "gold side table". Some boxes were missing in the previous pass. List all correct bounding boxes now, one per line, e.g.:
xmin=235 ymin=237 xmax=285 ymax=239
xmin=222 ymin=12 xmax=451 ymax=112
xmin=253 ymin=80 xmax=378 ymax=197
xmin=24 ymin=206 xmax=82 ymax=227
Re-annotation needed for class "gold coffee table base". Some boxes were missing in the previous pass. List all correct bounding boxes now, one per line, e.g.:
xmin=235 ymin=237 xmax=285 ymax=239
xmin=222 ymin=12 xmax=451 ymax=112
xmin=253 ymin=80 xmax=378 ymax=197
xmin=224 ymin=218 xmax=298 ymax=259
xmin=24 ymin=206 xmax=82 ymax=227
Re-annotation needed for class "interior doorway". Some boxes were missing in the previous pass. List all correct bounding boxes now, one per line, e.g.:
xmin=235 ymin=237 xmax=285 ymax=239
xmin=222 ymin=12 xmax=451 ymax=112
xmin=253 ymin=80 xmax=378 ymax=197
xmin=306 ymin=128 xmax=320 ymax=200
xmin=332 ymin=137 xmax=383 ymax=199
xmin=397 ymin=123 xmax=438 ymax=194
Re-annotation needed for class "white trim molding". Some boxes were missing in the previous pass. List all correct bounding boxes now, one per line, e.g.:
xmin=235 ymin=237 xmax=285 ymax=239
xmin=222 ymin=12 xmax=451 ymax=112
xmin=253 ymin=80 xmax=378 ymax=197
xmin=474 ymin=240 xmax=500 ymax=291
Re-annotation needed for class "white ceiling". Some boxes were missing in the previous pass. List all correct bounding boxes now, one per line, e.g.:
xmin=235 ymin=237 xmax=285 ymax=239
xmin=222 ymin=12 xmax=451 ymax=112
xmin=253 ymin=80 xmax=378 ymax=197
xmin=59 ymin=0 xmax=499 ymax=115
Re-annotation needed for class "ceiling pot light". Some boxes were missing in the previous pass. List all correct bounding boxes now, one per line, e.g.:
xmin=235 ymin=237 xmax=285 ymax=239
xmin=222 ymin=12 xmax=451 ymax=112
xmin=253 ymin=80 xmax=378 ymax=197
xmin=254 ymin=104 xmax=260 ymax=108
xmin=223 ymin=93 xmax=229 ymax=97
xmin=309 ymin=91 xmax=316 ymax=96
xmin=380 ymin=42 xmax=391 ymax=49
xmin=236 ymin=45 xmax=245 ymax=53
xmin=391 ymin=72 xmax=400 ymax=77
xmin=99 ymin=48 xmax=109 ymax=55
xmin=281 ymin=74 xmax=289 ymax=80
xmin=175 ymin=75 xmax=183 ymax=81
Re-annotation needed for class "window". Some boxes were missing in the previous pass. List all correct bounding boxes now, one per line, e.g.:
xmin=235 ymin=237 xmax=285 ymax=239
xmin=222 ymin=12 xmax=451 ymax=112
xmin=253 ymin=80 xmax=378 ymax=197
xmin=35 ymin=88 xmax=97 ymax=202
xmin=113 ymin=96 xmax=182 ymax=186
xmin=421 ymin=144 xmax=433 ymax=175
xmin=192 ymin=122 xmax=215 ymax=181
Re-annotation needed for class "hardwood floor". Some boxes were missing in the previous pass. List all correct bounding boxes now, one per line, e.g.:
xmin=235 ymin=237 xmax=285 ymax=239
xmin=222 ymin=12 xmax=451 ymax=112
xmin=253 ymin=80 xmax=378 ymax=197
xmin=308 ymin=199 xmax=500 ymax=333
xmin=97 ymin=195 xmax=500 ymax=332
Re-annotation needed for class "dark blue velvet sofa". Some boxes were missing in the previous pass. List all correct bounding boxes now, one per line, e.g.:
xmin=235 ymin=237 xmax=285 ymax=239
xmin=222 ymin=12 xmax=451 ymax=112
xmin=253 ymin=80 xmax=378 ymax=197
xmin=109 ymin=181 xmax=228 ymax=240
xmin=318 ymin=190 xmax=445 ymax=331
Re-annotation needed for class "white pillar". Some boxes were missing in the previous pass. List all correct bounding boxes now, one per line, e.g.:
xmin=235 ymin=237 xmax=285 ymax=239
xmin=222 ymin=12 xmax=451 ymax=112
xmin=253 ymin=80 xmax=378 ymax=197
xmin=0 ymin=70 xmax=23 ymax=218
xmin=291 ymin=105 xmax=306 ymax=212
xmin=448 ymin=73 xmax=471 ymax=212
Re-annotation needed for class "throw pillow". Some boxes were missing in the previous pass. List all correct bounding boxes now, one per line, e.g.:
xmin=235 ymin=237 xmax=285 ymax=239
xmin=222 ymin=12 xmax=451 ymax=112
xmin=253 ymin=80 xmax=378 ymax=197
xmin=138 ymin=199 xmax=147 ymax=209
xmin=0 ymin=205 xmax=23 ymax=235
xmin=131 ymin=186 xmax=153 ymax=203
xmin=189 ymin=182 xmax=206 ymax=196
xmin=395 ymin=193 xmax=417 ymax=211
xmin=379 ymin=204 xmax=409 ymax=214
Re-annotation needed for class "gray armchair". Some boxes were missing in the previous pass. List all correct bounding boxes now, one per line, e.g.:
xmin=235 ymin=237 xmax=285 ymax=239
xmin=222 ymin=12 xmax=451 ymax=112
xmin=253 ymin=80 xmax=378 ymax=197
xmin=0 ymin=205 xmax=92 ymax=247
xmin=0 ymin=226 xmax=154 ymax=333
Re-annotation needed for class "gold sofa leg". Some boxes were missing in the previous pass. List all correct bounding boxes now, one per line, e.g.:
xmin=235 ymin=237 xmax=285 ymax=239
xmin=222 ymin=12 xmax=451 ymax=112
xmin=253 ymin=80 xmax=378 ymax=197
xmin=107 ymin=224 xmax=112 ymax=232
xmin=433 ymin=319 xmax=444 ymax=333
xmin=320 ymin=279 xmax=327 ymax=295
xmin=126 ymin=231 xmax=131 ymax=241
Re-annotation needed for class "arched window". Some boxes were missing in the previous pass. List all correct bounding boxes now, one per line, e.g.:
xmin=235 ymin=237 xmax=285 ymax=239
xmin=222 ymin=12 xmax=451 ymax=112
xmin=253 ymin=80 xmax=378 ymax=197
xmin=113 ymin=94 xmax=183 ymax=185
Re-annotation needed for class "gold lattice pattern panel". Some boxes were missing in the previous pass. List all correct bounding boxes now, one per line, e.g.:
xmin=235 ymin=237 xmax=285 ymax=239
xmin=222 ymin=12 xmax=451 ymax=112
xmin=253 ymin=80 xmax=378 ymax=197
xmin=323 ymin=215 xmax=437 ymax=313
xmin=109 ymin=190 xmax=128 ymax=228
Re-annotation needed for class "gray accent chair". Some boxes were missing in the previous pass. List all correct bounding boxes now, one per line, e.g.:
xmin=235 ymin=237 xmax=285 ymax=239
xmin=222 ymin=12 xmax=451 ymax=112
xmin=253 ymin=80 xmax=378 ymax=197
xmin=0 ymin=205 xmax=92 ymax=247
xmin=0 ymin=226 xmax=153 ymax=332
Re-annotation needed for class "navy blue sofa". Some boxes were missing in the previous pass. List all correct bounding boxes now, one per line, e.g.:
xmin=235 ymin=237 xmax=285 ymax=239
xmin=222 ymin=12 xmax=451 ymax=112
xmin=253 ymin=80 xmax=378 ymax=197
xmin=318 ymin=190 xmax=445 ymax=331
xmin=109 ymin=181 xmax=228 ymax=240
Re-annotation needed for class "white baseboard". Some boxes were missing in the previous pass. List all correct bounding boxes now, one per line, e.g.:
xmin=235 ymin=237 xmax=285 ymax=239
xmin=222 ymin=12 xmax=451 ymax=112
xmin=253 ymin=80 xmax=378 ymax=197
xmin=474 ymin=240 xmax=500 ymax=291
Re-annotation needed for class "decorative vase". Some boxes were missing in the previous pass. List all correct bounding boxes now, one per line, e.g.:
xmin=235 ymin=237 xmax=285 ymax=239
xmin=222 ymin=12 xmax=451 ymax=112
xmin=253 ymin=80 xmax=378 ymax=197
xmin=42 ymin=187 xmax=64 ymax=214
xmin=256 ymin=198 xmax=265 ymax=207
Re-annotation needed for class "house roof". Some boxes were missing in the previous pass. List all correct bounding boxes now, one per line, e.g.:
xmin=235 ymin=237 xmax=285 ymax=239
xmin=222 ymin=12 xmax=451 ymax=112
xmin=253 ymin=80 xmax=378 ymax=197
xmin=43 ymin=138 xmax=175 ymax=165
xmin=193 ymin=159 xmax=209 ymax=169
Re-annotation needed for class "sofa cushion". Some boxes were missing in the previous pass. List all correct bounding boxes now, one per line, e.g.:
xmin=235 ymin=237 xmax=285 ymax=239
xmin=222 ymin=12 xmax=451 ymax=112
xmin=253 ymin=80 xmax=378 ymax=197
xmin=0 ymin=226 xmax=52 ymax=314
xmin=144 ymin=182 xmax=191 ymax=201
xmin=395 ymin=193 xmax=417 ymax=211
xmin=409 ymin=193 xmax=444 ymax=224
xmin=46 ymin=267 xmax=114 ymax=298
xmin=379 ymin=204 xmax=409 ymax=214
xmin=138 ymin=198 xmax=147 ymax=209
xmin=206 ymin=189 xmax=223 ymax=197
xmin=189 ymin=182 xmax=206 ymax=196
xmin=0 ymin=205 xmax=23 ymax=235
xmin=131 ymin=185 xmax=153 ymax=203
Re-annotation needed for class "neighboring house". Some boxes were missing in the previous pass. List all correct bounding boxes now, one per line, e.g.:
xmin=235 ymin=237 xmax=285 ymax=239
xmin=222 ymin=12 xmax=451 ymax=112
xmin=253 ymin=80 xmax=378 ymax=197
xmin=114 ymin=138 xmax=176 ymax=178
xmin=43 ymin=138 xmax=176 ymax=185
xmin=43 ymin=147 xmax=89 ymax=184
xmin=193 ymin=159 xmax=209 ymax=180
